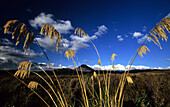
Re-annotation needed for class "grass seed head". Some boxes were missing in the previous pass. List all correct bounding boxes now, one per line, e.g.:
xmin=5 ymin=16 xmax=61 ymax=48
xmin=112 ymin=65 xmax=115 ymax=70
xmin=3 ymin=20 xmax=18 ymax=34
xmin=127 ymin=76 xmax=133 ymax=84
xmin=137 ymin=45 xmax=150 ymax=57
xmin=14 ymin=69 xmax=30 ymax=79
xmin=111 ymin=53 xmax=117 ymax=62
xmin=28 ymin=81 xmax=39 ymax=89
xmin=65 ymin=49 xmax=75 ymax=60
xmin=74 ymin=27 xmax=88 ymax=37
xmin=148 ymin=17 xmax=170 ymax=49
xmin=98 ymin=59 xmax=101 ymax=66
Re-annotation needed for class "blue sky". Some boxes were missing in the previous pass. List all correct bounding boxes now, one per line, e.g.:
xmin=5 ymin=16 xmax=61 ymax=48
xmin=0 ymin=0 xmax=170 ymax=70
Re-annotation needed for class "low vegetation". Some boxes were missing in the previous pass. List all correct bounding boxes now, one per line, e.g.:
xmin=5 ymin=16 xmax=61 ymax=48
xmin=1 ymin=17 xmax=170 ymax=107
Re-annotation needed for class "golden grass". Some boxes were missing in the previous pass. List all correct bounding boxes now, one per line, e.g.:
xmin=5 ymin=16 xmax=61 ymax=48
xmin=28 ymin=81 xmax=39 ymax=89
xmin=111 ymin=53 xmax=117 ymax=62
xmin=126 ymin=76 xmax=133 ymax=84
xmin=65 ymin=49 xmax=75 ymax=60
xmin=40 ymin=24 xmax=62 ymax=52
xmin=137 ymin=45 xmax=150 ymax=57
xmin=4 ymin=20 xmax=35 ymax=54
xmin=3 ymin=17 xmax=170 ymax=107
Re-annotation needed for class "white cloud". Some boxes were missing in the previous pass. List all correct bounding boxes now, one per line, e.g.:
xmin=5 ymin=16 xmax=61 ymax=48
xmin=88 ymin=64 xmax=167 ymax=71
xmin=166 ymin=66 xmax=170 ymax=69
xmin=0 ymin=46 xmax=40 ymax=62
xmin=117 ymin=35 xmax=124 ymax=41
xmin=36 ymin=34 xmax=96 ymax=52
xmin=94 ymin=25 xmax=108 ymax=36
xmin=29 ymin=12 xmax=74 ymax=34
xmin=137 ymin=34 xmax=151 ymax=44
xmin=0 ymin=38 xmax=13 ymax=45
xmin=69 ymin=35 xmax=97 ymax=52
xmin=0 ymin=38 xmax=42 ymax=70
xmin=36 ymin=25 xmax=107 ymax=52
xmin=132 ymin=32 xmax=151 ymax=44
xmin=36 ymin=36 xmax=57 ymax=52
xmin=133 ymin=32 xmax=143 ymax=38
xmin=165 ymin=12 xmax=170 ymax=18
xmin=65 ymin=25 xmax=107 ymax=52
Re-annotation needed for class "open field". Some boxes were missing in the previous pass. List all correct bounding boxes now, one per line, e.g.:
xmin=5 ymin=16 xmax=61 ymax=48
xmin=0 ymin=69 xmax=169 ymax=107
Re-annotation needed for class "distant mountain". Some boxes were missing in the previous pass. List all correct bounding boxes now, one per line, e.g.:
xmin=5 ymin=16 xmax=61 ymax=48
xmin=76 ymin=64 xmax=94 ymax=72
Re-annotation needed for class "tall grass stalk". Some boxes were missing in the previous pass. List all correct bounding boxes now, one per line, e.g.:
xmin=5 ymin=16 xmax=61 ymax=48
xmin=2 ymin=17 xmax=169 ymax=107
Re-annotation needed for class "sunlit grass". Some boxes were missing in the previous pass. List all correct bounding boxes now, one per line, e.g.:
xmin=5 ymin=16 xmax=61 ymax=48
xmin=2 ymin=17 xmax=170 ymax=107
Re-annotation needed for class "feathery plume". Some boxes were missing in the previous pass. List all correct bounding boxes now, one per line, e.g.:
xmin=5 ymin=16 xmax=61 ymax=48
xmin=111 ymin=53 xmax=117 ymax=62
xmin=28 ymin=81 xmax=39 ymax=89
xmin=24 ymin=32 xmax=34 ymax=54
xmin=149 ymin=17 xmax=170 ymax=49
xmin=137 ymin=45 xmax=150 ymax=57
xmin=74 ymin=27 xmax=87 ymax=37
xmin=14 ymin=69 xmax=30 ymax=79
xmin=112 ymin=65 xmax=115 ymax=70
xmin=11 ymin=23 xmax=23 ymax=39
xmin=3 ymin=20 xmax=35 ymax=54
xmin=40 ymin=24 xmax=61 ymax=52
xmin=15 ymin=61 xmax=32 ymax=79
xmin=3 ymin=20 xmax=18 ymax=34
xmin=65 ymin=49 xmax=75 ymax=60
xmin=40 ymin=24 xmax=46 ymax=35
xmin=98 ymin=59 xmax=101 ymax=66
xmin=127 ymin=76 xmax=133 ymax=84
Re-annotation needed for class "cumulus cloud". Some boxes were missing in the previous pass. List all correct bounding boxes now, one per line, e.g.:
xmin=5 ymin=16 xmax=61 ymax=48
xmin=0 ymin=38 xmax=42 ymax=70
xmin=132 ymin=32 xmax=151 ymax=44
xmin=69 ymin=35 xmax=97 ymax=51
xmin=94 ymin=25 xmax=108 ymax=36
xmin=0 ymin=38 xmax=13 ymax=45
xmin=137 ymin=34 xmax=151 ymax=44
xmin=29 ymin=12 xmax=74 ymax=34
xmin=36 ymin=34 xmax=96 ymax=52
xmin=117 ymin=35 xmax=124 ymax=41
xmin=133 ymin=32 xmax=143 ymax=38
xmin=36 ymin=25 xmax=107 ymax=52
xmin=88 ymin=64 xmax=165 ymax=71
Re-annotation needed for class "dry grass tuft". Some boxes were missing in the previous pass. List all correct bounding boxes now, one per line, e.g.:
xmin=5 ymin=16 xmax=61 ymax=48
xmin=18 ymin=61 xmax=32 ymax=71
xmin=3 ymin=20 xmax=18 ymax=34
xmin=137 ymin=45 xmax=150 ymax=57
xmin=14 ymin=61 xmax=32 ymax=79
xmin=40 ymin=24 xmax=62 ymax=52
xmin=65 ymin=49 xmax=75 ymax=60
xmin=14 ymin=69 xmax=30 ymax=79
xmin=3 ymin=20 xmax=35 ymax=54
xmin=127 ymin=76 xmax=133 ymax=84
xmin=74 ymin=27 xmax=88 ymax=37
xmin=28 ymin=81 xmax=39 ymax=89
xmin=112 ymin=65 xmax=115 ymax=70
xmin=98 ymin=59 xmax=101 ymax=66
xmin=111 ymin=53 xmax=117 ymax=62
xmin=149 ymin=17 xmax=170 ymax=49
